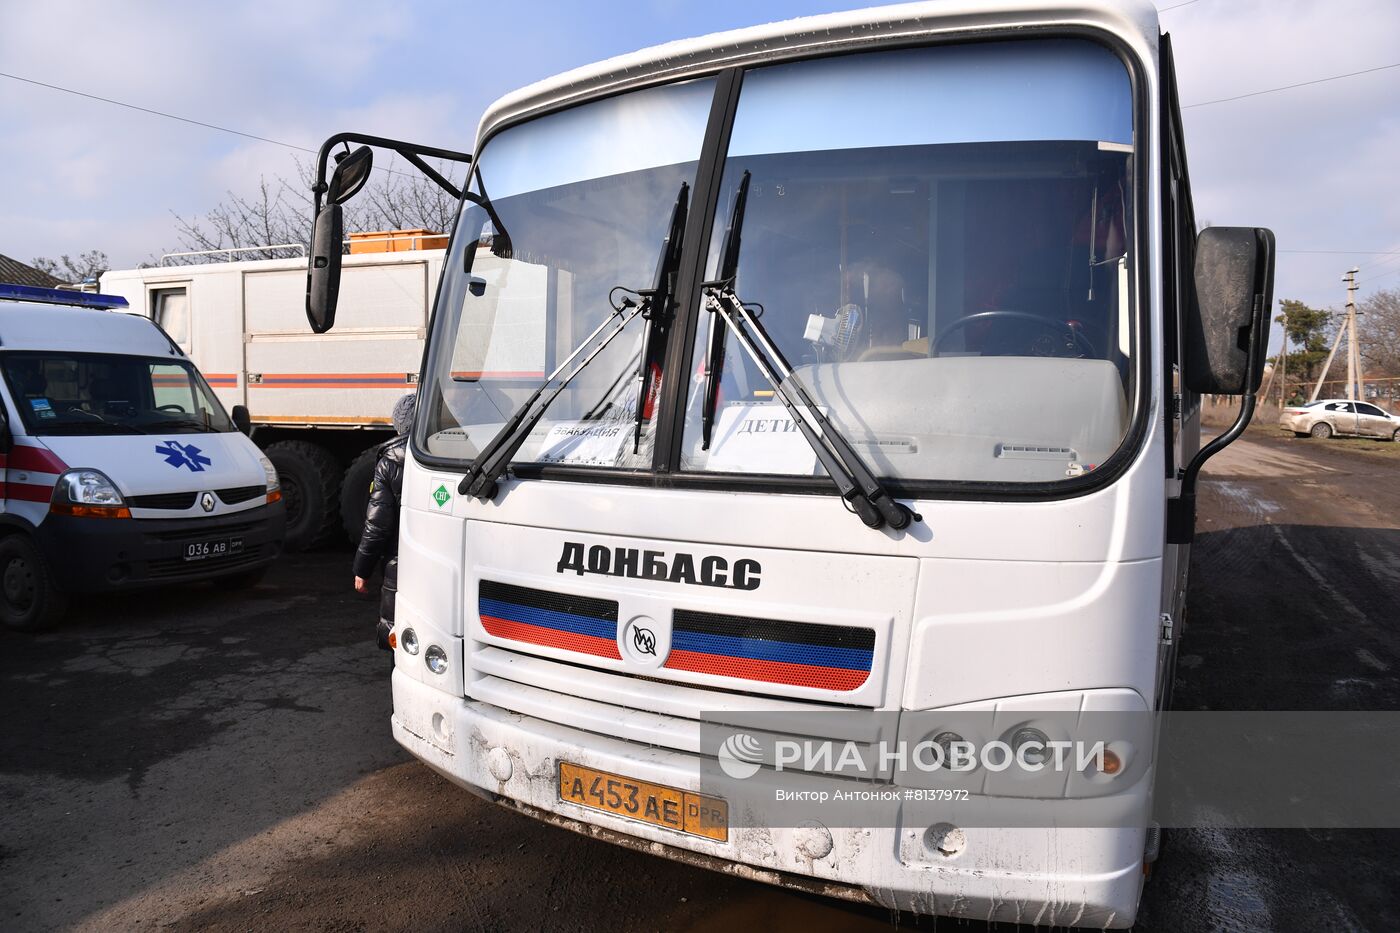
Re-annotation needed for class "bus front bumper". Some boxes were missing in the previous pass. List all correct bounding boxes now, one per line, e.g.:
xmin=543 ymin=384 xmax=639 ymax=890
xmin=391 ymin=670 xmax=1148 ymax=929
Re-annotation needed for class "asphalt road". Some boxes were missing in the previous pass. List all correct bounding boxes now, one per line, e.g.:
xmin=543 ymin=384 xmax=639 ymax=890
xmin=2 ymin=431 xmax=1397 ymax=932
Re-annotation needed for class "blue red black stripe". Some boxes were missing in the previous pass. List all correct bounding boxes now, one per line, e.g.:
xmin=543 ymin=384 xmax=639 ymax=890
xmin=664 ymin=609 xmax=874 ymax=691
xmin=478 ymin=580 xmax=621 ymax=659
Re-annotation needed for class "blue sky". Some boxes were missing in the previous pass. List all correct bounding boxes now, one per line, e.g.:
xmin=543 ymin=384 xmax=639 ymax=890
xmin=2 ymin=0 xmax=1399 ymax=337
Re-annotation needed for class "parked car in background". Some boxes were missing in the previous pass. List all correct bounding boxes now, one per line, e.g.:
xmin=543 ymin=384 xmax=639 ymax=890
xmin=1280 ymin=399 xmax=1400 ymax=440
xmin=0 ymin=284 xmax=286 ymax=631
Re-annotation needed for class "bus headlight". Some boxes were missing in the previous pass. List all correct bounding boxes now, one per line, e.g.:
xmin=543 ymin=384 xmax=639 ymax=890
xmin=931 ymin=731 xmax=970 ymax=771
xmin=401 ymin=627 xmax=420 ymax=655
xmin=425 ymin=644 xmax=448 ymax=675
xmin=1009 ymin=727 xmax=1051 ymax=767
xmin=50 ymin=469 xmax=130 ymax=518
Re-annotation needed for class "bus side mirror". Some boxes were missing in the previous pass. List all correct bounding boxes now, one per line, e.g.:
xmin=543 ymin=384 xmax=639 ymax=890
xmin=327 ymin=146 xmax=373 ymax=205
xmin=1185 ymin=226 xmax=1276 ymax=395
xmin=230 ymin=404 xmax=252 ymax=435
xmin=306 ymin=146 xmax=373 ymax=334
xmin=306 ymin=203 xmax=344 ymax=334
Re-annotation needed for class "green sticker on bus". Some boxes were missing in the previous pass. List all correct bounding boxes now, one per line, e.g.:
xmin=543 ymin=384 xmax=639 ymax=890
xmin=431 ymin=483 xmax=451 ymax=509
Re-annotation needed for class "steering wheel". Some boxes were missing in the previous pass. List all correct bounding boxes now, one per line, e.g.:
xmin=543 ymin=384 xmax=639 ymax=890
xmin=156 ymin=404 xmax=188 ymax=413
xmin=931 ymin=310 xmax=1096 ymax=359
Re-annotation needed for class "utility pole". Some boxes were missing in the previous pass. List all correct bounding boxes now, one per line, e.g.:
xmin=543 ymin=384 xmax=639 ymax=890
xmin=1277 ymin=302 xmax=1289 ymax=405
xmin=1308 ymin=268 xmax=1363 ymax=403
xmin=1344 ymin=268 xmax=1362 ymax=401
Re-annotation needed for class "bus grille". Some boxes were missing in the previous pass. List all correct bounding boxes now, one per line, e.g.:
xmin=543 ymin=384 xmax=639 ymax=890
xmin=476 ymin=582 xmax=873 ymax=694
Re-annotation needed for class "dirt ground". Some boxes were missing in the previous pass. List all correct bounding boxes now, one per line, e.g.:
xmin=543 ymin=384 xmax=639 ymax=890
xmin=2 ymin=431 xmax=1398 ymax=932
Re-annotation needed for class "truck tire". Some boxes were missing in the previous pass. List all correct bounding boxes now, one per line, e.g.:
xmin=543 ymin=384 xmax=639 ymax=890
xmin=340 ymin=445 xmax=380 ymax=546
xmin=0 ymin=533 xmax=69 ymax=632
xmin=265 ymin=440 xmax=342 ymax=551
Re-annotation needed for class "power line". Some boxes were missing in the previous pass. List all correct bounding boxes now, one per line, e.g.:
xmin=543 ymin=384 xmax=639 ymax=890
xmin=0 ymin=71 xmax=315 ymax=154
xmin=1158 ymin=0 xmax=1203 ymax=12
xmin=1361 ymin=267 xmax=1400 ymax=286
xmin=0 ymin=71 xmax=438 ymax=182
xmin=1183 ymin=61 xmax=1400 ymax=109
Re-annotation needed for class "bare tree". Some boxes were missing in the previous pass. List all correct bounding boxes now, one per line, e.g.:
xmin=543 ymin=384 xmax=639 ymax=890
xmin=356 ymin=163 xmax=461 ymax=235
xmin=163 ymin=158 xmax=463 ymax=265
xmin=1357 ymin=287 xmax=1400 ymax=379
xmin=30 ymin=250 xmax=110 ymax=284
xmin=167 ymin=176 xmax=309 ymax=263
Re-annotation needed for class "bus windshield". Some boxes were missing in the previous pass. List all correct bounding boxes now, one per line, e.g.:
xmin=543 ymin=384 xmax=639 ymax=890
xmin=419 ymin=77 xmax=716 ymax=469
xmin=1 ymin=352 xmax=236 ymax=435
xmin=421 ymin=38 xmax=1138 ymax=485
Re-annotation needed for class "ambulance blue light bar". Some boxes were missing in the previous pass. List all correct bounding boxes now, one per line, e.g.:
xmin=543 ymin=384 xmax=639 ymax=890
xmin=0 ymin=283 xmax=130 ymax=309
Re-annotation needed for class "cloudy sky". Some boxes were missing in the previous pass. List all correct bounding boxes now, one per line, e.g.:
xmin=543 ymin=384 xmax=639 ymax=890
xmin=2 ymin=0 xmax=1398 ymax=346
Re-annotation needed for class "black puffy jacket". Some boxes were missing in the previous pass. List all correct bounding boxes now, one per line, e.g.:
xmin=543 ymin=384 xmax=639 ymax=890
xmin=352 ymin=436 xmax=406 ymax=578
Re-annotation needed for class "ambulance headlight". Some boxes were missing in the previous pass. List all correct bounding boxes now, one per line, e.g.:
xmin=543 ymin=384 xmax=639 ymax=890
xmin=257 ymin=454 xmax=282 ymax=504
xmin=258 ymin=454 xmax=280 ymax=492
xmin=51 ymin=470 xmax=130 ymax=517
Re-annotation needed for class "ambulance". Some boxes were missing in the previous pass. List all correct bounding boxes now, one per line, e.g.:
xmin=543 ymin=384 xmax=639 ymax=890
xmin=0 ymin=284 xmax=286 ymax=630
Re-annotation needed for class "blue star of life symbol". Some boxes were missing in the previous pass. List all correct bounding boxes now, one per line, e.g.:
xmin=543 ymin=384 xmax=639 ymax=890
xmin=155 ymin=440 xmax=212 ymax=472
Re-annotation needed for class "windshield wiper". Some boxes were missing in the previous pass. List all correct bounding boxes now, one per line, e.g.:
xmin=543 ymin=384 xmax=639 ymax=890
xmin=700 ymin=171 xmax=749 ymax=451
xmin=458 ymin=299 xmax=643 ymax=499
xmin=630 ymin=182 xmax=688 ymax=453
xmin=460 ymin=183 xmax=692 ymax=500
xmin=137 ymin=418 xmax=216 ymax=434
xmin=701 ymin=285 xmax=916 ymax=532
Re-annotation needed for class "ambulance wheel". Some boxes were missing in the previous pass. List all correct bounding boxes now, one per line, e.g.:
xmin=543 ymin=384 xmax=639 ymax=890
xmin=340 ymin=446 xmax=380 ymax=546
xmin=0 ymin=534 xmax=69 ymax=632
xmin=265 ymin=440 xmax=342 ymax=551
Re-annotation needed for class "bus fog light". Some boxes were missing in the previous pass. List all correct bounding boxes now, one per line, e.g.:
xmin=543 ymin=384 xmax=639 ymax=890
xmin=487 ymin=746 xmax=514 ymax=783
xmin=794 ymin=821 xmax=833 ymax=861
xmin=931 ymin=731 xmax=967 ymax=770
xmin=924 ymin=822 xmax=966 ymax=858
xmin=401 ymin=628 xmax=419 ymax=655
xmin=425 ymin=644 xmax=448 ymax=674
xmin=1009 ymin=727 xmax=1051 ymax=767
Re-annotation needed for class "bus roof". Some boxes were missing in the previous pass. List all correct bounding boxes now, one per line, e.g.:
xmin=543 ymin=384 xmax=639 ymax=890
xmin=479 ymin=0 xmax=1160 ymax=142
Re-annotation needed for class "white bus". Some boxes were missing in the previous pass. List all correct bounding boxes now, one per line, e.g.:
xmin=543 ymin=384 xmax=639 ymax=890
xmin=302 ymin=1 xmax=1274 ymax=925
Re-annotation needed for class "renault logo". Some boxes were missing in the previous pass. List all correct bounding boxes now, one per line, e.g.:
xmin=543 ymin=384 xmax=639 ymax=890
xmin=199 ymin=492 xmax=215 ymax=512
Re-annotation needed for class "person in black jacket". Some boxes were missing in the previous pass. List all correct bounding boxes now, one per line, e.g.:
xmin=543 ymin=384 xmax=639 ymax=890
xmin=353 ymin=393 xmax=415 ymax=649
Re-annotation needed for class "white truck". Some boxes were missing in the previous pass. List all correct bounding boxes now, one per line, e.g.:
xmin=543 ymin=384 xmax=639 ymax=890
xmin=100 ymin=238 xmax=445 ymax=549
